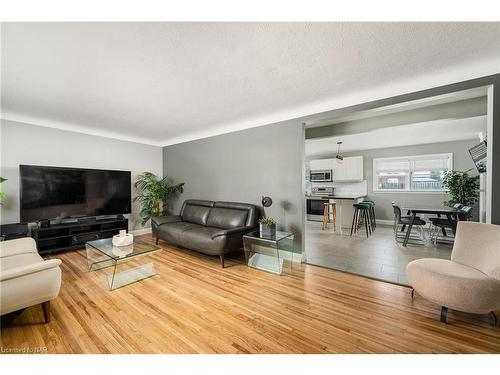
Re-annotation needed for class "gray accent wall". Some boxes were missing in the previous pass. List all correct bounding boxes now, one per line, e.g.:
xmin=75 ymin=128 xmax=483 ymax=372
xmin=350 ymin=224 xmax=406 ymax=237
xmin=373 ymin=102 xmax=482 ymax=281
xmin=312 ymin=139 xmax=479 ymax=221
xmin=163 ymin=120 xmax=305 ymax=251
xmin=0 ymin=120 xmax=163 ymax=230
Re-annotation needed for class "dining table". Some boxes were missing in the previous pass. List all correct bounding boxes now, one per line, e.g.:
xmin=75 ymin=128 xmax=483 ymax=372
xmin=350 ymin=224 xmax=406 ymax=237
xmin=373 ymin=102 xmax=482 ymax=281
xmin=401 ymin=206 xmax=461 ymax=247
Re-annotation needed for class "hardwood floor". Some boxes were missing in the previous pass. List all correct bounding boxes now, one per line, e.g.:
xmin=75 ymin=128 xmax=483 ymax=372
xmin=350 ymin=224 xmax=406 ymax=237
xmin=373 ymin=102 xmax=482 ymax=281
xmin=1 ymin=234 xmax=499 ymax=354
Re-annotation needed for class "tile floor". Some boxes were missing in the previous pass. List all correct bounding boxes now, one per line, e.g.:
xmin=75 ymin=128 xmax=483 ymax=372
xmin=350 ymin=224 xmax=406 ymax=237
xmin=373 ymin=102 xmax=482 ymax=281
xmin=305 ymin=220 xmax=453 ymax=285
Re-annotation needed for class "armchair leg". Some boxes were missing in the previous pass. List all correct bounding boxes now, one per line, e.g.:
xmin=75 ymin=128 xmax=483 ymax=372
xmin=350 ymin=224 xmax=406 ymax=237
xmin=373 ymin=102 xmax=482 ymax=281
xmin=155 ymin=237 xmax=159 ymax=245
xmin=220 ymin=255 xmax=225 ymax=268
xmin=42 ymin=301 xmax=51 ymax=323
xmin=440 ymin=306 xmax=448 ymax=324
xmin=490 ymin=312 xmax=498 ymax=327
xmin=411 ymin=288 xmax=415 ymax=299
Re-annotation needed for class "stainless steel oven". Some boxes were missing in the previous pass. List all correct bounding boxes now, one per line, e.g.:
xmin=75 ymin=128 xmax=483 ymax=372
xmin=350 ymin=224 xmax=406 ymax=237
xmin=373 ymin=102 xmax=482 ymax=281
xmin=310 ymin=169 xmax=332 ymax=182
xmin=306 ymin=197 xmax=330 ymax=221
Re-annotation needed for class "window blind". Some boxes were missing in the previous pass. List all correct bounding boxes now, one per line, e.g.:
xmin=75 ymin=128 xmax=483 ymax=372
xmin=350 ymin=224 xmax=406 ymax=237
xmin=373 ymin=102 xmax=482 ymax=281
xmin=412 ymin=156 xmax=450 ymax=172
xmin=375 ymin=159 xmax=410 ymax=173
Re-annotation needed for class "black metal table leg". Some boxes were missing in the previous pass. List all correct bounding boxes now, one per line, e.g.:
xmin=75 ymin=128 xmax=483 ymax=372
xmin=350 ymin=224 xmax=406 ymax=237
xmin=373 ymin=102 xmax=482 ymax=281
xmin=446 ymin=213 xmax=457 ymax=235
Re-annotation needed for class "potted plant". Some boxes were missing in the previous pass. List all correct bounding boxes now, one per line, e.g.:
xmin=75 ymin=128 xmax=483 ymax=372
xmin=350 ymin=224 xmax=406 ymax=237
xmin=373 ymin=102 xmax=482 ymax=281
xmin=133 ymin=172 xmax=185 ymax=226
xmin=259 ymin=217 xmax=277 ymax=237
xmin=442 ymin=169 xmax=479 ymax=206
xmin=0 ymin=177 xmax=7 ymax=205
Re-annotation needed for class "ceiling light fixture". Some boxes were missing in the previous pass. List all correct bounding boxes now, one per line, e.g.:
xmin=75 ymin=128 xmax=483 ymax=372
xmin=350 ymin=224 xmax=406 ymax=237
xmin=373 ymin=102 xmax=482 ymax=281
xmin=336 ymin=141 xmax=344 ymax=164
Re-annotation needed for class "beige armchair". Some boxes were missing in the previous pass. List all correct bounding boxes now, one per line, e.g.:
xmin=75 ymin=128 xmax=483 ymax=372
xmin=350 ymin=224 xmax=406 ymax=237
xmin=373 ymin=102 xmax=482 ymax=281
xmin=0 ymin=237 xmax=62 ymax=322
xmin=407 ymin=221 xmax=500 ymax=325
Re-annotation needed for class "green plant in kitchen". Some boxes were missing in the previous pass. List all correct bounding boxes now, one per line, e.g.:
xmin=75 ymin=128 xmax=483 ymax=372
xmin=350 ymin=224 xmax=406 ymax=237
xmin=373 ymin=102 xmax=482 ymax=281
xmin=442 ymin=169 xmax=479 ymax=206
xmin=0 ymin=177 xmax=7 ymax=205
xmin=133 ymin=172 xmax=185 ymax=226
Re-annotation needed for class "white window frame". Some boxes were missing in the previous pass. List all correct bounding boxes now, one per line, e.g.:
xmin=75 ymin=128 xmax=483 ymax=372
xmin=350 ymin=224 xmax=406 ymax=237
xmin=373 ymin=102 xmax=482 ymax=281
xmin=372 ymin=153 xmax=453 ymax=193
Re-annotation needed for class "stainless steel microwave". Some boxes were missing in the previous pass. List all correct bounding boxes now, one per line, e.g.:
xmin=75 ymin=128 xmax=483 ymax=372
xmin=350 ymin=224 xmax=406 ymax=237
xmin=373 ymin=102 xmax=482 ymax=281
xmin=310 ymin=169 xmax=332 ymax=182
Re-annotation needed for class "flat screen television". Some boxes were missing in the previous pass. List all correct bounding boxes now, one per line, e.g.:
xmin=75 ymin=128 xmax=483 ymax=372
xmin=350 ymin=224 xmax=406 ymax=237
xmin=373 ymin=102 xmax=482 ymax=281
xmin=20 ymin=165 xmax=131 ymax=222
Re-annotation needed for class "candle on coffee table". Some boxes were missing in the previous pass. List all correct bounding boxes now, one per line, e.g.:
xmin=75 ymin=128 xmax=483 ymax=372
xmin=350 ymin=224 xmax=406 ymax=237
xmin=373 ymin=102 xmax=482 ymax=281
xmin=119 ymin=229 xmax=126 ymax=237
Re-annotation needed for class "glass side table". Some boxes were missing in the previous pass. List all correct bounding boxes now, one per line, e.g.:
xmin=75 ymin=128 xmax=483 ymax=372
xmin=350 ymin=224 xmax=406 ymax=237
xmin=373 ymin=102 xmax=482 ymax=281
xmin=243 ymin=230 xmax=297 ymax=275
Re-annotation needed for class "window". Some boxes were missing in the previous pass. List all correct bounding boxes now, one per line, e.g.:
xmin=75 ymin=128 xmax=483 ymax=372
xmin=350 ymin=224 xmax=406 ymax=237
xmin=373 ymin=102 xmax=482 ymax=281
xmin=373 ymin=153 xmax=452 ymax=192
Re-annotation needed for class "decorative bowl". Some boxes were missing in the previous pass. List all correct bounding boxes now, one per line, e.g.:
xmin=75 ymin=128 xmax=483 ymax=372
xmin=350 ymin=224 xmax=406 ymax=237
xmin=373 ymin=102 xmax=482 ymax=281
xmin=112 ymin=233 xmax=134 ymax=247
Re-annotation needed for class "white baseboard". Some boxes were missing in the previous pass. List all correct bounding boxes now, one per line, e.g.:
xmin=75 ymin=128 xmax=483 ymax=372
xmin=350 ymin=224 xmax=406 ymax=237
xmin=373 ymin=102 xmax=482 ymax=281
xmin=130 ymin=227 xmax=152 ymax=236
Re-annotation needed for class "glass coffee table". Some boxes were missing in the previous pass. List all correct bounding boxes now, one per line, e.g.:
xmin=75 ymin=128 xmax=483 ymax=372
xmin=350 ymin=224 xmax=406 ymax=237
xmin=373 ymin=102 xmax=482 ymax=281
xmin=243 ymin=230 xmax=298 ymax=275
xmin=85 ymin=238 xmax=161 ymax=290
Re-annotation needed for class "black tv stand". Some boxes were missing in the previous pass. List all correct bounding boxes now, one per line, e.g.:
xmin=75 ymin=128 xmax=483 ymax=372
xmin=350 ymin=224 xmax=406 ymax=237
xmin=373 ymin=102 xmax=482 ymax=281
xmin=32 ymin=217 xmax=129 ymax=255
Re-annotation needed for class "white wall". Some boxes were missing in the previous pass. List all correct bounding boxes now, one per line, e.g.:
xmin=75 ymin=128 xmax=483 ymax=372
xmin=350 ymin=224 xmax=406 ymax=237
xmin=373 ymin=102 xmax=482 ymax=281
xmin=0 ymin=120 xmax=162 ymax=230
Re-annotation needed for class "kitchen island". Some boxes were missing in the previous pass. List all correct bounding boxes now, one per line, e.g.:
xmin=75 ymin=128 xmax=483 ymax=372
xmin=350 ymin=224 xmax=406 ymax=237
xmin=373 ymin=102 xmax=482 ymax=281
xmin=306 ymin=194 xmax=367 ymax=235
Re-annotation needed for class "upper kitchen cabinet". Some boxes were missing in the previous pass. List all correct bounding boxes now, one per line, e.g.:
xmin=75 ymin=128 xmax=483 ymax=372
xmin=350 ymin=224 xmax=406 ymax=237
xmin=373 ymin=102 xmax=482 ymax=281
xmin=333 ymin=156 xmax=363 ymax=181
xmin=309 ymin=158 xmax=334 ymax=170
xmin=309 ymin=156 xmax=363 ymax=181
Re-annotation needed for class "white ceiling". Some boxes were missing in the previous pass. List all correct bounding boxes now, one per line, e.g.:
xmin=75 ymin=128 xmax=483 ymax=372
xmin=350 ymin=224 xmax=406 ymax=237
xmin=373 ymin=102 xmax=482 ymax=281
xmin=305 ymin=116 xmax=487 ymax=158
xmin=1 ymin=22 xmax=499 ymax=146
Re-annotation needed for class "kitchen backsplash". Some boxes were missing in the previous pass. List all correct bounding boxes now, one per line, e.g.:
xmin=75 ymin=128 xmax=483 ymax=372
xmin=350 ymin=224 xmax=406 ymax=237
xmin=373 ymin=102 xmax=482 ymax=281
xmin=309 ymin=180 xmax=368 ymax=196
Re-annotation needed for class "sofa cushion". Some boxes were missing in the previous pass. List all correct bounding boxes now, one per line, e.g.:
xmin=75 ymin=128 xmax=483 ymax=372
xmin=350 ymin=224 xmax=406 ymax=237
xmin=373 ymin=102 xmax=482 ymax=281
xmin=1 ymin=252 xmax=43 ymax=271
xmin=151 ymin=215 xmax=181 ymax=227
xmin=407 ymin=258 xmax=500 ymax=314
xmin=182 ymin=204 xmax=211 ymax=226
xmin=180 ymin=227 xmax=224 ymax=255
xmin=156 ymin=222 xmax=203 ymax=244
xmin=206 ymin=207 xmax=248 ymax=229
xmin=214 ymin=201 xmax=258 ymax=227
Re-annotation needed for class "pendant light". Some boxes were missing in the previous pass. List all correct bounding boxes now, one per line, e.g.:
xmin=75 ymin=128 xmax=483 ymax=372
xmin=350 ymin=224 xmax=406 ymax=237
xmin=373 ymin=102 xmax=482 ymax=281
xmin=336 ymin=141 xmax=344 ymax=164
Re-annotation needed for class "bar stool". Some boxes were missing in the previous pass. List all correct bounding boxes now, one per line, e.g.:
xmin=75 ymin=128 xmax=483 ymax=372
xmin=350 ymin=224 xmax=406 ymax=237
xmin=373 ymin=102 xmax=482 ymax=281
xmin=321 ymin=202 xmax=337 ymax=231
xmin=362 ymin=200 xmax=376 ymax=231
xmin=350 ymin=203 xmax=372 ymax=238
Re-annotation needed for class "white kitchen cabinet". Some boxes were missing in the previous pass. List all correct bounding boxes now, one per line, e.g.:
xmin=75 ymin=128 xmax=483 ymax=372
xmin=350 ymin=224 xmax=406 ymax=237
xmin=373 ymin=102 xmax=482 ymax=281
xmin=309 ymin=156 xmax=363 ymax=181
xmin=309 ymin=158 xmax=334 ymax=170
xmin=333 ymin=156 xmax=363 ymax=181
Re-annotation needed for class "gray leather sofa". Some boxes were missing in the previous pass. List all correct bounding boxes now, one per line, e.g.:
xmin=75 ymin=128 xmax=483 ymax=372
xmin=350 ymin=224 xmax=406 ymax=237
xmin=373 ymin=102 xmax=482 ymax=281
xmin=151 ymin=200 xmax=259 ymax=267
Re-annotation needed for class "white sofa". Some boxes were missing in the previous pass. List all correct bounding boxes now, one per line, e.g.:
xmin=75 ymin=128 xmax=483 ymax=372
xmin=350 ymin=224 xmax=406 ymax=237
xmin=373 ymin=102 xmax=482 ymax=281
xmin=407 ymin=221 xmax=500 ymax=325
xmin=0 ymin=237 xmax=62 ymax=322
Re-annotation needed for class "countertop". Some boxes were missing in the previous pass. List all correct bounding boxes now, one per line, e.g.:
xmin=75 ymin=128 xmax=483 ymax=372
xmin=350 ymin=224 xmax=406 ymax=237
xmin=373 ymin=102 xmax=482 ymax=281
xmin=305 ymin=195 xmax=367 ymax=200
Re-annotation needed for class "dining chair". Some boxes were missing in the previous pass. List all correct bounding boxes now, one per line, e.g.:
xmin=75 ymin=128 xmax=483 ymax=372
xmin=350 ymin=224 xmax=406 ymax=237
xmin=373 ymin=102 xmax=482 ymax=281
xmin=392 ymin=203 xmax=426 ymax=244
xmin=459 ymin=206 xmax=473 ymax=221
xmin=429 ymin=206 xmax=473 ymax=244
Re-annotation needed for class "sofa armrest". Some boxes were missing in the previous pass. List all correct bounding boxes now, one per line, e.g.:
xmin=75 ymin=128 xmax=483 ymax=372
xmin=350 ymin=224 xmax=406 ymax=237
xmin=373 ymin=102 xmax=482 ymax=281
xmin=0 ymin=259 xmax=62 ymax=282
xmin=211 ymin=226 xmax=252 ymax=239
xmin=151 ymin=215 xmax=182 ymax=227
xmin=0 ymin=237 xmax=38 ymax=258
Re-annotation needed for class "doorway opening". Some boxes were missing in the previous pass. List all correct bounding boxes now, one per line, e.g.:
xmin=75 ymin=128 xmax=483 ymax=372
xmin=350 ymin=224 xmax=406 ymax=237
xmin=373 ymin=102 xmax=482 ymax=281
xmin=302 ymin=86 xmax=492 ymax=285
